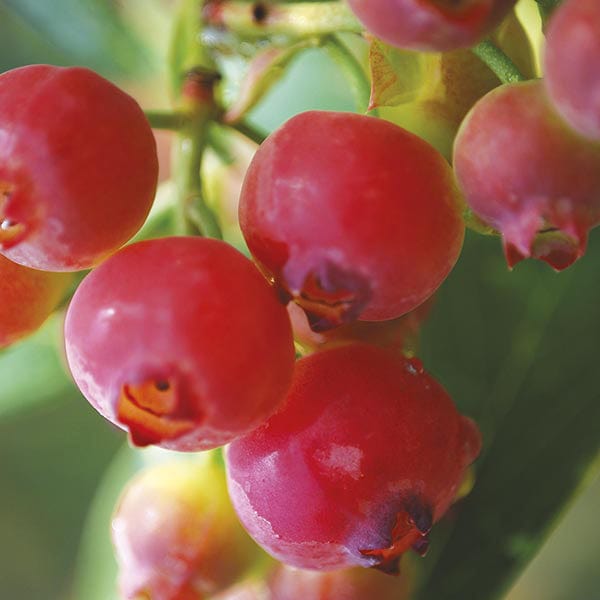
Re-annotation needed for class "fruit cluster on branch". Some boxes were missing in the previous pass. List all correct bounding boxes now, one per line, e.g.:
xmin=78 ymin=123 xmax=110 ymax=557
xmin=0 ymin=0 xmax=598 ymax=598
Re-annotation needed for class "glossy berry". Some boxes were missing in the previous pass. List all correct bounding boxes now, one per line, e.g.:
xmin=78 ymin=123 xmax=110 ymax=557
xmin=0 ymin=253 xmax=71 ymax=349
xmin=65 ymin=236 xmax=294 ymax=451
xmin=112 ymin=454 xmax=261 ymax=600
xmin=226 ymin=344 xmax=481 ymax=573
xmin=269 ymin=563 xmax=413 ymax=600
xmin=544 ymin=0 xmax=600 ymax=141
xmin=453 ymin=80 xmax=600 ymax=270
xmin=347 ymin=0 xmax=517 ymax=52
xmin=0 ymin=64 xmax=158 ymax=271
xmin=239 ymin=111 xmax=464 ymax=329
xmin=288 ymin=296 xmax=433 ymax=357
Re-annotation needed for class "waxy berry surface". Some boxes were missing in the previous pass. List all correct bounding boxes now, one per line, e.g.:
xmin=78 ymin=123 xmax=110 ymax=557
xmin=239 ymin=110 xmax=465 ymax=329
xmin=65 ymin=236 xmax=295 ymax=451
xmin=454 ymin=80 xmax=600 ymax=270
xmin=0 ymin=64 xmax=158 ymax=271
xmin=112 ymin=457 xmax=260 ymax=600
xmin=227 ymin=344 xmax=481 ymax=572
xmin=347 ymin=0 xmax=517 ymax=52
xmin=0 ymin=253 xmax=71 ymax=348
xmin=545 ymin=0 xmax=600 ymax=142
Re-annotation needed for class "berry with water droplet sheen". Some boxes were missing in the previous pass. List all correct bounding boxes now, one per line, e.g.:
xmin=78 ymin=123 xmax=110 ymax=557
xmin=65 ymin=236 xmax=295 ymax=450
xmin=226 ymin=344 xmax=481 ymax=573
xmin=0 ymin=64 xmax=158 ymax=271
xmin=239 ymin=110 xmax=464 ymax=330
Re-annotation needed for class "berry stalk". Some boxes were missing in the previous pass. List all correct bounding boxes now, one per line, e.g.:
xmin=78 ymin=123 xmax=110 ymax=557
xmin=174 ymin=68 xmax=223 ymax=238
xmin=471 ymin=40 xmax=526 ymax=84
xmin=144 ymin=109 xmax=189 ymax=131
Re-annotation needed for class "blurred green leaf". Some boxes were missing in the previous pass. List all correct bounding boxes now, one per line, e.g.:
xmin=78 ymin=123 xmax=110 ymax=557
xmin=0 ymin=314 xmax=74 ymax=418
xmin=247 ymin=47 xmax=356 ymax=132
xmin=368 ymin=38 xmax=425 ymax=109
xmin=416 ymin=231 xmax=600 ymax=600
xmin=70 ymin=445 xmax=141 ymax=600
xmin=0 ymin=4 xmax=69 ymax=71
xmin=0 ymin=392 xmax=122 ymax=599
xmin=0 ymin=0 xmax=153 ymax=76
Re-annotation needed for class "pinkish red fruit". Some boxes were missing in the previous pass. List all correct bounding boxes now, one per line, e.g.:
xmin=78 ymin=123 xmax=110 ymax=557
xmin=545 ymin=0 xmax=600 ymax=142
xmin=0 ymin=64 xmax=158 ymax=271
xmin=65 ymin=237 xmax=294 ymax=450
xmin=453 ymin=80 xmax=600 ymax=270
xmin=239 ymin=111 xmax=464 ymax=329
xmin=112 ymin=455 xmax=261 ymax=600
xmin=269 ymin=563 xmax=413 ymax=600
xmin=347 ymin=0 xmax=517 ymax=52
xmin=226 ymin=344 xmax=481 ymax=573
xmin=0 ymin=253 xmax=71 ymax=348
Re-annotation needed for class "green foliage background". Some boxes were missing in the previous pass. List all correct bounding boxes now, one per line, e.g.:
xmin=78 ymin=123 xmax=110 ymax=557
xmin=0 ymin=1 xmax=598 ymax=599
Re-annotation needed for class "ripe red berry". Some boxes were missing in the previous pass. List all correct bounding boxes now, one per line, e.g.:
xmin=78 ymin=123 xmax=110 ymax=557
xmin=453 ymin=80 xmax=600 ymax=270
xmin=64 ymin=236 xmax=295 ymax=450
xmin=0 ymin=64 xmax=158 ymax=271
xmin=226 ymin=344 xmax=481 ymax=573
xmin=346 ymin=0 xmax=517 ymax=52
xmin=544 ymin=0 xmax=600 ymax=142
xmin=269 ymin=563 xmax=413 ymax=600
xmin=0 ymin=253 xmax=71 ymax=348
xmin=239 ymin=111 xmax=464 ymax=330
xmin=112 ymin=455 xmax=261 ymax=600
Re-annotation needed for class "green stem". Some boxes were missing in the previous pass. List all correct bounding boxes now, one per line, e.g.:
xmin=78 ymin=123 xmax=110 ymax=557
xmin=322 ymin=34 xmax=372 ymax=114
xmin=207 ymin=124 xmax=235 ymax=164
xmin=229 ymin=120 xmax=269 ymax=145
xmin=203 ymin=0 xmax=361 ymax=39
xmin=144 ymin=109 xmax=189 ymax=131
xmin=175 ymin=126 xmax=223 ymax=238
xmin=173 ymin=70 xmax=223 ymax=239
xmin=471 ymin=40 xmax=527 ymax=84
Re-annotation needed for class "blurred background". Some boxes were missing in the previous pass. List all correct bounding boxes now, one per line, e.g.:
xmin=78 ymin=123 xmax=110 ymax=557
xmin=0 ymin=0 xmax=598 ymax=598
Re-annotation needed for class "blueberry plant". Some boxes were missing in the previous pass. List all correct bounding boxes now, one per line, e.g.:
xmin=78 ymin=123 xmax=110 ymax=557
xmin=0 ymin=0 xmax=599 ymax=599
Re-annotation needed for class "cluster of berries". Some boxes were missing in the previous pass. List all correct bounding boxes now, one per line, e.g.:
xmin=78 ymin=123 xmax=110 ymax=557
xmin=1 ymin=0 xmax=598 ymax=598
xmin=349 ymin=0 xmax=600 ymax=270
xmin=0 ymin=62 xmax=478 ymax=596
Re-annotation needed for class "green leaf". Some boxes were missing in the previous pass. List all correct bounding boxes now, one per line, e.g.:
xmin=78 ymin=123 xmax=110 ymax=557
xmin=0 ymin=392 xmax=122 ymax=599
xmin=367 ymin=37 xmax=427 ymax=110
xmin=0 ymin=0 xmax=153 ymax=76
xmin=224 ymin=40 xmax=320 ymax=124
xmin=0 ymin=314 xmax=74 ymax=418
xmin=415 ymin=232 xmax=600 ymax=600
xmin=0 ymin=4 xmax=69 ymax=71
